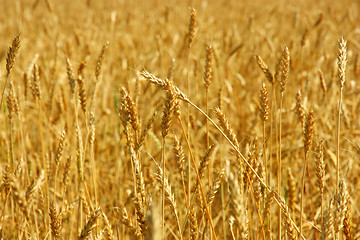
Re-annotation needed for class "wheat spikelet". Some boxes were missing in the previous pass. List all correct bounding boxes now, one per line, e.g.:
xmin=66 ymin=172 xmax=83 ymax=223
xmin=136 ymin=112 xmax=156 ymax=151
xmin=314 ymin=12 xmax=323 ymax=27
xmin=342 ymin=192 xmax=351 ymax=240
xmin=59 ymin=200 xmax=77 ymax=220
xmin=8 ymin=172 xmax=28 ymax=217
xmin=7 ymin=80 xmax=19 ymax=119
xmin=196 ymin=144 xmax=216 ymax=185
xmin=218 ymin=87 xmax=223 ymax=110
xmin=301 ymin=27 xmax=309 ymax=47
xmin=167 ymin=58 xmax=175 ymax=81
xmin=204 ymin=45 xmax=213 ymax=88
xmin=280 ymin=47 xmax=290 ymax=95
xmin=279 ymin=197 xmax=296 ymax=240
xmin=206 ymin=168 xmax=225 ymax=208
xmin=79 ymin=207 xmax=101 ymax=240
xmin=49 ymin=201 xmax=62 ymax=240
xmin=133 ymin=193 xmax=147 ymax=238
xmin=77 ymin=74 xmax=87 ymax=114
xmin=80 ymin=191 xmax=91 ymax=218
xmin=25 ymin=179 xmax=36 ymax=202
xmin=295 ymin=90 xmax=306 ymax=126
xmin=321 ymin=203 xmax=334 ymax=240
xmin=244 ymin=138 xmax=261 ymax=186
xmin=6 ymin=34 xmax=20 ymax=76
xmin=190 ymin=207 xmax=198 ymax=240
xmin=173 ymin=136 xmax=185 ymax=179
xmin=66 ymin=57 xmax=76 ymax=95
xmin=55 ymin=129 xmax=66 ymax=168
xmin=154 ymin=162 xmax=180 ymax=226
xmin=188 ymin=8 xmax=197 ymax=48
xmin=253 ymin=176 xmax=262 ymax=204
xmin=161 ymin=79 xmax=178 ymax=138
xmin=22 ymin=72 xmax=28 ymax=99
xmin=287 ymin=168 xmax=296 ymax=214
xmin=316 ymin=141 xmax=325 ymax=198
xmin=303 ymin=110 xmax=315 ymax=154
xmin=118 ymin=88 xmax=131 ymax=129
xmin=14 ymin=157 xmax=24 ymax=177
xmin=214 ymin=107 xmax=239 ymax=148
xmin=31 ymin=64 xmax=41 ymax=100
xmin=127 ymin=132 xmax=146 ymax=206
xmin=263 ymin=191 xmax=274 ymax=228
xmin=259 ymin=83 xmax=269 ymax=122
xmin=119 ymin=207 xmax=137 ymax=232
xmin=78 ymin=61 xmax=86 ymax=75
xmin=102 ymin=211 xmax=114 ymax=240
xmin=192 ymin=145 xmax=216 ymax=215
xmin=337 ymin=38 xmax=347 ymax=90
xmin=334 ymin=179 xmax=348 ymax=234
xmin=229 ymin=174 xmax=248 ymax=239
xmin=26 ymin=170 xmax=44 ymax=202
xmin=318 ymin=69 xmax=327 ymax=94
xmin=119 ymin=87 xmax=139 ymax=132
xmin=88 ymin=112 xmax=96 ymax=146
xmin=141 ymin=70 xmax=188 ymax=101
xmin=95 ymin=41 xmax=109 ymax=81
xmin=255 ymin=55 xmax=274 ymax=84
xmin=0 ymin=165 xmax=10 ymax=194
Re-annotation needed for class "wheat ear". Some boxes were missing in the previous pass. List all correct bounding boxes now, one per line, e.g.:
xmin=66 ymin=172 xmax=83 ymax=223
xmin=300 ymin=110 xmax=315 ymax=236
xmin=316 ymin=141 xmax=325 ymax=225
xmin=1 ymin=35 xmax=20 ymax=111
xmin=49 ymin=201 xmax=62 ymax=240
xmin=79 ymin=207 xmax=101 ymax=240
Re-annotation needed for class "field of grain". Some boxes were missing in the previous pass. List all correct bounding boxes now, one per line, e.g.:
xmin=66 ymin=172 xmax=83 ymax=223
xmin=1 ymin=0 xmax=360 ymax=239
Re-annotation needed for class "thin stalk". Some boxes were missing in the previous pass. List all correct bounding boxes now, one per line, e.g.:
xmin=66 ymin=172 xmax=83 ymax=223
xmin=72 ymin=92 xmax=83 ymax=233
xmin=320 ymin=187 xmax=323 ymax=228
xmin=37 ymin=99 xmax=49 ymax=230
xmin=268 ymin=83 xmax=275 ymax=234
xmin=278 ymin=94 xmax=283 ymax=239
xmin=90 ymin=145 xmax=97 ymax=207
xmin=221 ymin=183 xmax=227 ymax=240
xmin=300 ymin=152 xmax=308 ymax=237
xmin=305 ymin=158 xmax=317 ymax=240
xmin=206 ymin=87 xmax=211 ymax=240
xmin=0 ymin=75 xmax=9 ymax=111
xmin=162 ymin=136 xmax=166 ymax=240
xmin=88 ymin=113 xmax=98 ymax=209
xmin=9 ymin=117 xmax=14 ymax=168
xmin=206 ymin=88 xmax=210 ymax=164
xmin=336 ymin=90 xmax=342 ymax=191
xmin=185 ymin=46 xmax=191 ymax=216
xmin=262 ymin=122 xmax=267 ymax=186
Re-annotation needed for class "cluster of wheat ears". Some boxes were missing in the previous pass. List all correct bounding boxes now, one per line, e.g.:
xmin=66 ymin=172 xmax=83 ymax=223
xmin=0 ymin=0 xmax=360 ymax=239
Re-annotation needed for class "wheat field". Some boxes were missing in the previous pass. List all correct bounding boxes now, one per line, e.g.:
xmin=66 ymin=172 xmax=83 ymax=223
xmin=0 ymin=0 xmax=360 ymax=239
